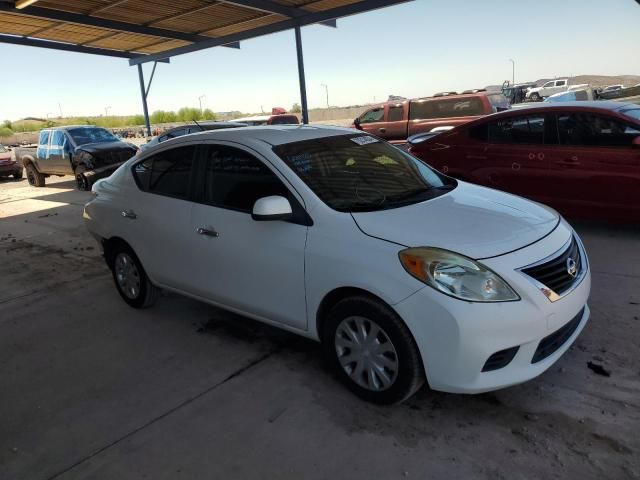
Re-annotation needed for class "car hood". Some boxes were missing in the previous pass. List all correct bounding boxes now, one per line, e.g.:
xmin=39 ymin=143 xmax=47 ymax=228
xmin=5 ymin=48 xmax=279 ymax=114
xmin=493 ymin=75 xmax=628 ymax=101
xmin=76 ymin=141 xmax=136 ymax=155
xmin=351 ymin=182 xmax=559 ymax=259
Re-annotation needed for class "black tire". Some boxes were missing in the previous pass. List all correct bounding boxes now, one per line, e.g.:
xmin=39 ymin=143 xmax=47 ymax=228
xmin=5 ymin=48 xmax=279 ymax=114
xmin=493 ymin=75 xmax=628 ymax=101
xmin=529 ymin=92 xmax=541 ymax=102
xmin=109 ymin=243 xmax=159 ymax=309
xmin=322 ymin=296 xmax=424 ymax=404
xmin=74 ymin=165 xmax=90 ymax=191
xmin=25 ymin=163 xmax=45 ymax=187
xmin=13 ymin=169 xmax=23 ymax=180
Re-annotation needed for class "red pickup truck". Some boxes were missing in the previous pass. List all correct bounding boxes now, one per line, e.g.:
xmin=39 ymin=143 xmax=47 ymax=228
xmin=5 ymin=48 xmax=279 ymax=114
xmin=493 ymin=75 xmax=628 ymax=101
xmin=353 ymin=90 xmax=510 ymax=143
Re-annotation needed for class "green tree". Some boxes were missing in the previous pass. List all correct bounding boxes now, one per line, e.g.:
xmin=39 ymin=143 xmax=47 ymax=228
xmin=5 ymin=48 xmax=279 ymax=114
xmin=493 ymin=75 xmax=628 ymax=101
xmin=177 ymin=107 xmax=202 ymax=122
xmin=2 ymin=120 xmax=12 ymax=130
xmin=291 ymin=103 xmax=301 ymax=113
xmin=164 ymin=111 xmax=177 ymax=122
xmin=150 ymin=110 xmax=168 ymax=124
xmin=202 ymin=108 xmax=216 ymax=120
xmin=0 ymin=127 xmax=14 ymax=137
xmin=131 ymin=114 xmax=145 ymax=125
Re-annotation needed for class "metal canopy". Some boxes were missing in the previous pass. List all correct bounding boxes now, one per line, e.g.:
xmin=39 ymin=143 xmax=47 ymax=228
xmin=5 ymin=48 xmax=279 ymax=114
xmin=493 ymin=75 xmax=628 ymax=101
xmin=0 ymin=0 xmax=411 ymax=134
xmin=0 ymin=0 xmax=411 ymax=62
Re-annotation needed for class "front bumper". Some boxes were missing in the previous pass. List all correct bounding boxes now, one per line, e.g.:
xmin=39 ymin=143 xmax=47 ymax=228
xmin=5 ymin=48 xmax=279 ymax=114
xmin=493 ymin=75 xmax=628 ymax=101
xmin=394 ymin=220 xmax=591 ymax=394
xmin=83 ymin=161 xmax=125 ymax=182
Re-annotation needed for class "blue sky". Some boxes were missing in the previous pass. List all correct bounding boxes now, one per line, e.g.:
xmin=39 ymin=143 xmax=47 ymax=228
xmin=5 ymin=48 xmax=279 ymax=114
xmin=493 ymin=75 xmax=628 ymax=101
xmin=1 ymin=0 xmax=639 ymax=120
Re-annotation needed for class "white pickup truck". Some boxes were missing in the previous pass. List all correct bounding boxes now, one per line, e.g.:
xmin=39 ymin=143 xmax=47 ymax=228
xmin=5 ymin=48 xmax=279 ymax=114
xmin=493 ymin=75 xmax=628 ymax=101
xmin=525 ymin=78 xmax=569 ymax=101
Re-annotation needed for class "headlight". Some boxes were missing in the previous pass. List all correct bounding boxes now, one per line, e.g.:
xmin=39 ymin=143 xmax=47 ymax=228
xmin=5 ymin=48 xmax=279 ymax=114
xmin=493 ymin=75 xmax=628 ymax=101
xmin=399 ymin=247 xmax=519 ymax=302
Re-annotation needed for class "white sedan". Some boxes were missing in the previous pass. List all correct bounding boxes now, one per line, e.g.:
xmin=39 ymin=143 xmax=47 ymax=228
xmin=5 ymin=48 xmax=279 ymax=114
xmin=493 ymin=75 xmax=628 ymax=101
xmin=84 ymin=126 xmax=590 ymax=404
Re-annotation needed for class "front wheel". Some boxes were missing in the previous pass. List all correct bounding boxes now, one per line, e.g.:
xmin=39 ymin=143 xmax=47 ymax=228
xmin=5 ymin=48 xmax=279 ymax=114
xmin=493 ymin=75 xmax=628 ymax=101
xmin=13 ymin=170 xmax=23 ymax=180
xmin=529 ymin=92 xmax=541 ymax=102
xmin=323 ymin=296 xmax=425 ymax=404
xmin=110 ymin=244 xmax=159 ymax=309
xmin=75 ymin=165 xmax=90 ymax=191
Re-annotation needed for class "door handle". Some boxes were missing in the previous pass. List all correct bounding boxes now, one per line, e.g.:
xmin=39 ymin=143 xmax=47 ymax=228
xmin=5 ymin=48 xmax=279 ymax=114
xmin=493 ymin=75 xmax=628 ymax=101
xmin=512 ymin=162 xmax=521 ymax=171
xmin=557 ymin=157 xmax=581 ymax=167
xmin=378 ymin=128 xmax=386 ymax=134
xmin=196 ymin=227 xmax=219 ymax=238
xmin=121 ymin=209 xmax=137 ymax=219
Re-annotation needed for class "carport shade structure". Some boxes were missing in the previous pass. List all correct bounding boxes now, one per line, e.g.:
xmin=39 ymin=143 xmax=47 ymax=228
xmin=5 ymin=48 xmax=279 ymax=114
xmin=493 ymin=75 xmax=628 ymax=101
xmin=0 ymin=0 xmax=412 ymax=134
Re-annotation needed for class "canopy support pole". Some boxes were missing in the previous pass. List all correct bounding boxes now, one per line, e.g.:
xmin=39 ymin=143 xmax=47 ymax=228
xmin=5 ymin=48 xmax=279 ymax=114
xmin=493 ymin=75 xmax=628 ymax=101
xmin=294 ymin=25 xmax=309 ymax=124
xmin=137 ymin=64 xmax=151 ymax=136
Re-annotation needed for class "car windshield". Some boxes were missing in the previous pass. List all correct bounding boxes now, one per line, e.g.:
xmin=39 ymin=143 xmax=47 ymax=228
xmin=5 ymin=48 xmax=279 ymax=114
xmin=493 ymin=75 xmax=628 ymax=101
xmin=621 ymin=108 xmax=640 ymax=121
xmin=273 ymin=134 xmax=454 ymax=212
xmin=67 ymin=127 xmax=118 ymax=146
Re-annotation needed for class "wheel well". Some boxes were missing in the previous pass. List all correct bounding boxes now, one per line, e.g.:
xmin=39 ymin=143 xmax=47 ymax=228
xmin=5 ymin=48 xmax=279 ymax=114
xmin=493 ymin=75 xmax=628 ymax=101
xmin=315 ymin=287 xmax=391 ymax=341
xmin=102 ymin=236 xmax=131 ymax=269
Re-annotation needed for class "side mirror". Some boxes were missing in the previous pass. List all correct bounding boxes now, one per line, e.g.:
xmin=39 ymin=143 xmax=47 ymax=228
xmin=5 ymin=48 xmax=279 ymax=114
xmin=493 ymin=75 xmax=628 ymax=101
xmin=354 ymin=117 xmax=362 ymax=130
xmin=633 ymin=136 xmax=640 ymax=149
xmin=252 ymin=196 xmax=292 ymax=221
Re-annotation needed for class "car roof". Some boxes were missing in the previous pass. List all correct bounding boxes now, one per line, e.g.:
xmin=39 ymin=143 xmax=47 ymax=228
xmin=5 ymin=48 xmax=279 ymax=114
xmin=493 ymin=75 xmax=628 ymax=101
xmin=44 ymin=125 xmax=105 ymax=130
xmin=162 ymin=125 xmax=356 ymax=147
xmin=483 ymin=101 xmax=635 ymax=117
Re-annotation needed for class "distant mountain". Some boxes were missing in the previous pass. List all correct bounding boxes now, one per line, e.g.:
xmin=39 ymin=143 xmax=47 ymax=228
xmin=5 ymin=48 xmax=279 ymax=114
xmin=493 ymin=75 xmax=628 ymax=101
xmin=486 ymin=74 xmax=640 ymax=91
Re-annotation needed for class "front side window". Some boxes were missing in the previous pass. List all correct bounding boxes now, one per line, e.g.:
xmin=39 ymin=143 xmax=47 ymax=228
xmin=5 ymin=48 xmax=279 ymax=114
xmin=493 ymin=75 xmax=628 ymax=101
xmin=488 ymin=115 xmax=545 ymax=144
xmin=409 ymin=97 xmax=484 ymax=120
xmin=51 ymin=130 xmax=65 ymax=147
xmin=620 ymin=108 xmax=640 ymax=122
xmin=359 ymin=108 xmax=384 ymax=124
xmin=556 ymin=113 xmax=640 ymax=147
xmin=274 ymin=134 xmax=453 ymax=212
xmin=388 ymin=106 xmax=404 ymax=122
xmin=67 ymin=127 xmax=118 ymax=146
xmin=543 ymin=81 xmax=554 ymax=88
xmin=133 ymin=145 xmax=195 ymax=199
xmin=200 ymin=146 xmax=288 ymax=212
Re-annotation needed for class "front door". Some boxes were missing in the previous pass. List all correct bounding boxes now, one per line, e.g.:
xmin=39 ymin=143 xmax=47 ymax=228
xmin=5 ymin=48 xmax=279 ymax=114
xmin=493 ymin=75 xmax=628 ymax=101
xmin=357 ymin=106 xmax=386 ymax=138
xmin=480 ymin=113 xmax=550 ymax=201
xmin=48 ymin=130 xmax=74 ymax=174
xmin=188 ymin=143 xmax=308 ymax=330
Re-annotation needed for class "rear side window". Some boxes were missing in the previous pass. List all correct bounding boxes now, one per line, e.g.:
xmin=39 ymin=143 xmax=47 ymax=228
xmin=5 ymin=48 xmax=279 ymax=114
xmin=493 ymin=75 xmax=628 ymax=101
xmin=388 ymin=105 xmax=404 ymax=122
xmin=133 ymin=145 xmax=195 ymax=199
xmin=359 ymin=108 xmax=384 ymax=124
xmin=199 ymin=146 xmax=288 ymax=212
xmin=556 ymin=113 xmax=640 ymax=147
xmin=556 ymin=80 xmax=566 ymax=87
xmin=409 ymin=97 xmax=485 ymax=120
xmin=39 ymin=131 xmax=50 ymax=145
xmin=269 ymin=115 xmax=299 ymax=125
xmin=488 ymin=115 xmax=545 ymax=144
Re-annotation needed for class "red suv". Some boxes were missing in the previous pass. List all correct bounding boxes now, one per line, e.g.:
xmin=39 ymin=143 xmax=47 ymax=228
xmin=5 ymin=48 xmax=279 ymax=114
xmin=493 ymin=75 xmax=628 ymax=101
xmin=409 ymin=102 xmax=640 ymax=221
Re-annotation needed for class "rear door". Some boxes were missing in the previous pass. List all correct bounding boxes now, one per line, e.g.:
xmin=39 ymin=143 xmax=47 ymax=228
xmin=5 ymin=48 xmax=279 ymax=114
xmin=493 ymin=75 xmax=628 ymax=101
xmin=47 ymin=130 xmax=73 ymax=174
xmin=187 ymin=143 xmax=308 ymax=329
xmin=479 ymin=113 xmax=551 ymax=201
xmin=382 ymin=104 xmax=407 ymax=141
xmin=545 ymin=110 xmax=640 ymax=218
xmin=127 ymin=144 xmax=198 ymax=290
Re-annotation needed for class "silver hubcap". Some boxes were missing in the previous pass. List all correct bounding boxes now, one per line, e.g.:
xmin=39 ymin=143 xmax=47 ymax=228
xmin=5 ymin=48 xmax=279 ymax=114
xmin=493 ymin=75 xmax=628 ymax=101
xmin=114 ymin=253 xmax=141 ymax=300
xmin=335 ymin=316 xmax=399 ymax=391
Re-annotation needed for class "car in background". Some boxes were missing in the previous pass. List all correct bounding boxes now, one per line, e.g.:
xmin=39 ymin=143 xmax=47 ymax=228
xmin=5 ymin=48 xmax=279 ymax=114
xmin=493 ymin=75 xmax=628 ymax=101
xmin=408 ymin=102 xmax=640 ymax=222
xmin=140 ymin=121 xmax=247 ymax=152
xmin=601 ymin=84 xmax=623 ymax=94
xmin=545 ymin=85 xmax=595 ymax=102
xmin=502 ymin=82 xmax=537 ymax=105
xmin=85 ymin=126 xmax=590 ymax=404
xmin=0 ymin=144 xmax=22 ymax=180
xmin=233 ymin=114 xmax=300 ymax=126
xmin=14 ymin=126 xmax=137 ymax=190
xmin=526 ymin=79 xmax=569 ymax=101
xmin=352 ymin=90 xmax=509 ymax=144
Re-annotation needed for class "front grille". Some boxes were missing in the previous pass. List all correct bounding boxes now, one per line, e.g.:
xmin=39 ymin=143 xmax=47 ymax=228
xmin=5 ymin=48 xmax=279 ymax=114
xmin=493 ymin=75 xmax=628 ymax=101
xmin=482 ymin=346 xmax=519 ymax=372
xmin=531 ymin=307 xmax=584 ymax=363
xmin=521 ymin=236 xmax=582 ymax=296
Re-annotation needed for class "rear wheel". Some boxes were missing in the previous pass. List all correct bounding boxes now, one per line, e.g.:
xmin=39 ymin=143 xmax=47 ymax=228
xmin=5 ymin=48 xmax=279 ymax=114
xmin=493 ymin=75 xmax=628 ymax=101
xmin=109 ymin=243 xmax=159 ymax=309
xmin=529 ymin=92 xmax=541 ymax=102
xmin=13 ymin=169 xmax=23 ymax=180
xmin=26 ymin=163 xmax=45 ymax=187
xmin=323 ymin=296 xmax=424 ymax=404
xmin=75 ymin=165 xmax=90 ymax=191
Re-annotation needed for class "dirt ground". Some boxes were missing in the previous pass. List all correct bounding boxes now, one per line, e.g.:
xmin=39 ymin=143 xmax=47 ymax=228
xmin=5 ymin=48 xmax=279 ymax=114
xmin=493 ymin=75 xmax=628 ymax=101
xmin=1 ymin=175 xmax=639 ymax=480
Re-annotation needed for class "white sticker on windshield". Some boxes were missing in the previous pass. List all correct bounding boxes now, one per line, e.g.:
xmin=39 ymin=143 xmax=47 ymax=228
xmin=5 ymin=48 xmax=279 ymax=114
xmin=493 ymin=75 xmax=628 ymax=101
xmin=350 ymin=136 xmax=379 ymax=146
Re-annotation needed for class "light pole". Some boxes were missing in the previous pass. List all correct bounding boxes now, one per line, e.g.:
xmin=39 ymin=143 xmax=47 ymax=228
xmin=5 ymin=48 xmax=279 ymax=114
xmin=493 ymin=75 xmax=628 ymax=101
xmin=321 ymin=83 xmax=329 ymax=108
xmin=198 ymin=95 xmax=206 ymax=114
xmin=508 ymin=59 xmax=515 ymax=85
xmin=105 ymin=106 xmax=111 ymax=116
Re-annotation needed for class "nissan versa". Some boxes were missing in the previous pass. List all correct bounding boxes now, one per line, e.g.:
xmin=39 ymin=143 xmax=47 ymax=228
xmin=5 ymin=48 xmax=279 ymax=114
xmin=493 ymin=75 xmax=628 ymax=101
xmin=83 ymin=126 xmax=591 ymax=404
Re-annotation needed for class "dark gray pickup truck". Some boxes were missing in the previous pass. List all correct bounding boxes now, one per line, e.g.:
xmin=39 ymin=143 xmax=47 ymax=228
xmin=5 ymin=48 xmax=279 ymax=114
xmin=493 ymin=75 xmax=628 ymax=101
xmin=14 ymin=126 xmax=138 ymax=190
